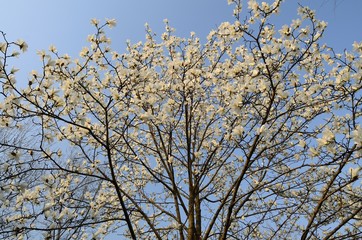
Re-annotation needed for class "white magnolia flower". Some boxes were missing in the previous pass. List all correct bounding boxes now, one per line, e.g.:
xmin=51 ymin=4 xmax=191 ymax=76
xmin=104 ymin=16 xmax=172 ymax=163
xmin=280 ymin=25 xmax=291 ymax=37
xmin=248 ymin=0 xmax=258 ymax=11
xmin=8 ymin=151 xmax=21 ymax=161
xmin=352 ymin=41 xmax=362 ymax=52
xmin=0 ymin=42 xmax=6 ymax=52
xmin=49 ymin=45 xmax=57 ymax=53
xmin=79 ymin=47 xmax=89 ymax=57
xmin=317 ymin=128 xmax=335 ymax=146
xmin=106 ymin=18 xmax=117 ymax=28
xmin=232 ymin=125 xmax=244 ymax=137
xmin=349 ymin=167 xmax=361 ymax=179
xmin=16 ymin=39 xmax=28 ymax=52
xmin=251 ymin=68 xmax=259 ymax=77
xmin=318 ymin=21 xmax=328 ymax=29
xmin=258 ymin=124 xmax=266 ymax=135
xmin=90 ymin=18 xmax=99 ymax=26
xmin=298 ymin=139 xmax=306 ymax=148
xmin=352 ymin=126 xmax=362 ymax=147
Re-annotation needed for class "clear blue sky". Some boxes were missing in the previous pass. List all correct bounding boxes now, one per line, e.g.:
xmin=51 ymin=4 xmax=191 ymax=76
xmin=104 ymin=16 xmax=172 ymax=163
xmin=1 ymin=0 xmax=361 ymax=81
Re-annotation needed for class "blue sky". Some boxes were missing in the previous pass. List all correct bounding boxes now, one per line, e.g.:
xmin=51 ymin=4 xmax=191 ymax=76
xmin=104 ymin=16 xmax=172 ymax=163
xmin=0 ymin=0 xmax=361 ymax=81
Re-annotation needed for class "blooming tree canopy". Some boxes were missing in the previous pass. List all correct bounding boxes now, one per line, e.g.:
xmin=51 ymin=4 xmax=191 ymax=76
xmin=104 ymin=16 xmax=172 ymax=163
xmin=0 ymin=0 xmax=361 ymax=239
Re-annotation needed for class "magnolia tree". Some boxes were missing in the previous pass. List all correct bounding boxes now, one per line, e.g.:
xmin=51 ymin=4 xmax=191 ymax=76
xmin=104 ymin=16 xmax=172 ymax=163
xmin=0 ymin=0 xmax=361 ymax=239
